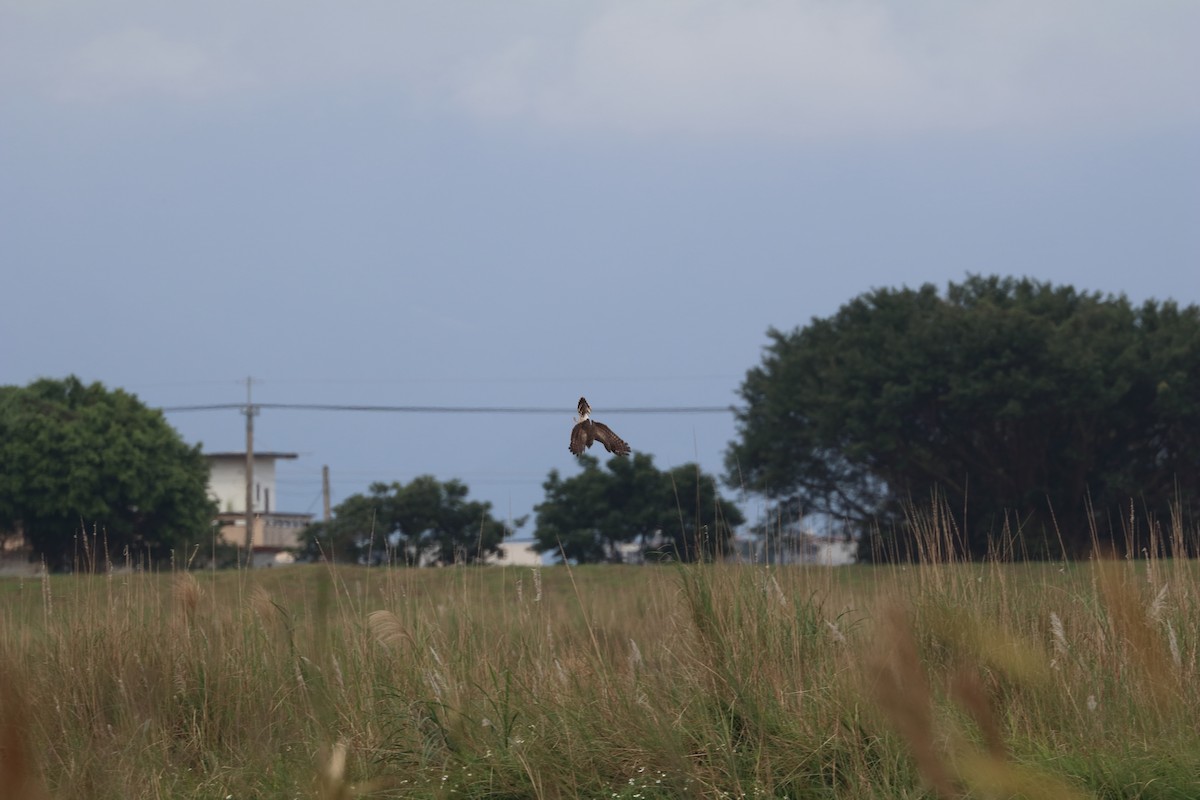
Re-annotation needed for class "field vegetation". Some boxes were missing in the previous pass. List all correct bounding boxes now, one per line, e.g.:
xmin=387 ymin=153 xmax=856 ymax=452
xmin=2 ymin=515 xmax=1199 ymax=799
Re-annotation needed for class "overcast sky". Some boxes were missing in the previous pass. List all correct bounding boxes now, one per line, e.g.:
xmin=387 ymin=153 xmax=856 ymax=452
xmin=3 ymin=1 xmax=1198 ymax=538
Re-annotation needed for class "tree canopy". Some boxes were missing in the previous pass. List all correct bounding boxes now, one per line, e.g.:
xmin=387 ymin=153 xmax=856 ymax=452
xmin=725 ymin=275 xmax=1200 ymax=559
xmin=0 ymin=376 xmax=216 ymax=569
xmin=534 ymin=453 xmax=744 ymax=563
xmin=303 ymin=475 xmax=521 ymax=565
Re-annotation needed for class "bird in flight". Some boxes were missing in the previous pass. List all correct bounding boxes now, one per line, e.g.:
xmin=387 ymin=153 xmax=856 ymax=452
xmin=569 ymin=397 xmax=631 ymax=456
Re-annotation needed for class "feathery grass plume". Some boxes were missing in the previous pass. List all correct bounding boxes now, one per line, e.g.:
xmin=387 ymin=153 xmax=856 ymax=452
xmin=315 ymin=741 xmax=351 ymax=800
xmin=1096 ymin=559 xmax=1178 ymax=713
xmin=1167 ymin=622 xmax=1182 ymax=671
xmin=249 ymin=584 xmax=276 ymax=622
xmin=628 ymin=638 xmax=643 ymax=672
xmin=0 ymin=665 xmax=52 ymax=800
xmin=954 ymin=750 xmax=1089 ymax=800
xmin=924 ymin=601 xmax=1050 ymax=687
xmin=1148 ymin=582 xmax=1169 ymax=623
xmin=366 ymin=610 xmax=410 ymax=650
xmin=949 ymin=665 xmax=1005 ymax=759
xmin=869 ymin=600 xmax=1089 ymax=800
xmin=315 ymin=741 xmax=396 ymax=800
xmin=39 ymin=561 xmax=52 ymax=623
xmin=1049 ymin=612 xmax=1067 ymax=655
xmin=171 ymin=571 xmax=202 ymax=629
xmin=868 ymin=603 xmax=959 ymax=798
xmin=768 ymin=572 xmax=788 ymax=607
xmin=331 ymin=652 xmax=346 ymax=693
xmin=1049 ymin=611 xmax=1068 ymax=671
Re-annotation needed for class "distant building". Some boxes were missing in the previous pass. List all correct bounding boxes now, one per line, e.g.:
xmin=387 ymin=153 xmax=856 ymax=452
xmin=205 ymin=452 xmax=312 ymax=567
xmin=729 ymin=533 xmax=856 ymax=566
xmin=490 ymin=539 xmax=544 ymax=566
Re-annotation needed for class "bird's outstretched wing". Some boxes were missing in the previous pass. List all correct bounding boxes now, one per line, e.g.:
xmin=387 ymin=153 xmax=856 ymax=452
xmin=569 ymin=421 xmax=591 ymax=455
xmin=590 ymin=421 xmax=630 ymax=456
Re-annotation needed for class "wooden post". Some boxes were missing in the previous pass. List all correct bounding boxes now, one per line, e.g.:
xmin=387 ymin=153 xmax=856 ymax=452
xmin=322 ymin=465 xmax=332 ymax=522
xmin=243 ymin=377 xmax=257 ymax=562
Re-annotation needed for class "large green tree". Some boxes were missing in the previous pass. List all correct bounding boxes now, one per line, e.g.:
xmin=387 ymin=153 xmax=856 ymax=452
xmin=304 ymin=476 xmax=521 ymax=565
xmin=726 ymin=275 xmax=1200 ymax=559
xmin=535 ymin=453 xmax=744 ymax=563
xmin=0 ymin=376 xmax=216 ymax=569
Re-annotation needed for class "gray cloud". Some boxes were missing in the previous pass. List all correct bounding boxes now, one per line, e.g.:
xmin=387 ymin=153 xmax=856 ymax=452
xmin=4 ymin=1 xmax=1197 ymax=139
xmin=452 ymin=0 xmax=1200 ymax=139
xmin=53 ymin=27 xmax=257 ymax=102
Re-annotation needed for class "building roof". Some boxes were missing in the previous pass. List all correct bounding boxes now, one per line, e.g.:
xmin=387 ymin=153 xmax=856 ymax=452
xmin=204 ymin=452 xmax=299 ymax=460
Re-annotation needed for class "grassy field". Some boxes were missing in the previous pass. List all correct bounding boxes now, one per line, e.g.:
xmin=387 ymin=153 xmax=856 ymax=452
xmin=2 ymin=548 xmax=1199 ymax=798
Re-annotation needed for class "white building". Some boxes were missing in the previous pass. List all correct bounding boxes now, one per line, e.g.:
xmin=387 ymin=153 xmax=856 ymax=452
xmin=730 ymin=534 xmax=857 ymax=566
xmin=205 ymin=452 xmax=313 ymax=566
xmin=491 ymin=539 xmax=544 ymax=566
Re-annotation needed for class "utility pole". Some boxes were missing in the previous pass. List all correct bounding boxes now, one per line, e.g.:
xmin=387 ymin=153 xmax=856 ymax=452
xmin=322 ymin=465 xmax=332 ymax=522
xmin=243 ymin=377 xmax=259 ymax=562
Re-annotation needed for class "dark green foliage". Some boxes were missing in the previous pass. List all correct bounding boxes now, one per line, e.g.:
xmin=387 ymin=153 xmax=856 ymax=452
xmin=726 ymin=275 xmax=1200 ymax=559
xmin=303 ymin=476 xmax=522 ymax=565
xmin=0 ymin=376 xmax=216 ymax=569
xmin=535 ymin=453 xmax=744 ymax=563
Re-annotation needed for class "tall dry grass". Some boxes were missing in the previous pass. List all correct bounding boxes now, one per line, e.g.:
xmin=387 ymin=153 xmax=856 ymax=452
xmin=1 ymin=510 xmax=1199 ymax=798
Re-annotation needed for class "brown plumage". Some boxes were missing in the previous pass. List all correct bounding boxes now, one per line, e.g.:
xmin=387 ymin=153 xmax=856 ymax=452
xmin=568 ymin=396 xmax=630 ymax=456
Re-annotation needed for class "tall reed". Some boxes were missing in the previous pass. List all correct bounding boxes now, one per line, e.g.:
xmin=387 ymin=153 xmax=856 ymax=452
xmin=1 ymin=505 xmax=1198 ymax=798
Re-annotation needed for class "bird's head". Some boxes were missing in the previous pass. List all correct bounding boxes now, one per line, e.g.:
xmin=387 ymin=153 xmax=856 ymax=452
xmin=575 ymin=396 xmax=591 ymax=423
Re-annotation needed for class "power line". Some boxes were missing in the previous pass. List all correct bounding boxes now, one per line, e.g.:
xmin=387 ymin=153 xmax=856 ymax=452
xmin=159 ymin=402 xmax=736 ymax=414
